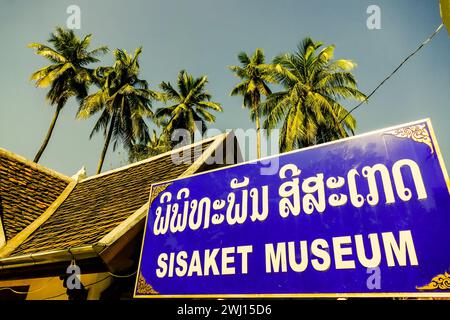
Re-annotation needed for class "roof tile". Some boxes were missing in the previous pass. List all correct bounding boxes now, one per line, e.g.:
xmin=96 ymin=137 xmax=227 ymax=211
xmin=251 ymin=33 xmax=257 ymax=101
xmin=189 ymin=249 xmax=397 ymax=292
xmin=11 ymin=140 xmax=214 ymax=256
xmin=0 ymin=150 xmax=71 ymax=241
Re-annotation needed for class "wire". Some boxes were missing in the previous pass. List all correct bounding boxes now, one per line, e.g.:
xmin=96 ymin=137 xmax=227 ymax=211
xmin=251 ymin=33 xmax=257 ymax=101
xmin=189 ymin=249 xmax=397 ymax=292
xmin=339 ymin=23 xmax=444 ymax=124
xmin=43 ymin=275 xmax=112 ymax=300
xmin=0 ymin=244 xmax=138 ymax=299
xmin=0 ymin=278 xmax=53 ymax=295
xmin=42 ymin=291 xmax=67 ymax=300
xmin=108 ymin=270 xmax=137 ymax=278
xmin=92 ymin=245 xmax=138 ymax=278
xmin=0 ymin=286 xmax=38 ymax=295
xmin=0 ymin=270 xmax=135 ymax=299
xmin=32 ymin=270 xmax=136 ymax=299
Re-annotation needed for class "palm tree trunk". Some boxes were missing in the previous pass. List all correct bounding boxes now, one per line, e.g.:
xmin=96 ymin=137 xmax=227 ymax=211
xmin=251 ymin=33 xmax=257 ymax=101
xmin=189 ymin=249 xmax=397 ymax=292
xmin=96 ymin=115 xmax=115 ymax=174
xmin=253 ymin=96 xmax=261 ymax=159
xmin=33 ymin=103 xmax=63 ymax=163
xmin=255 ymin=110 xmax=261 ymax=159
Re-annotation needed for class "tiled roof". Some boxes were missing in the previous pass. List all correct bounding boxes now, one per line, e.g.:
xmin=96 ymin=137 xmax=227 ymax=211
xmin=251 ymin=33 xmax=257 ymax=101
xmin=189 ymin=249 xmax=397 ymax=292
xmin=11 ymin=139 xmax=215 ymax=256
xmin=0 ymin=148 xmax=72 ymax=241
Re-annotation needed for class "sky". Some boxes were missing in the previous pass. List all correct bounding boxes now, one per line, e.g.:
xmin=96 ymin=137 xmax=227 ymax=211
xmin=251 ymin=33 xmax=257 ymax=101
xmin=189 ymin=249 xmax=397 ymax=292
xmin=0 ymin=0 xmax=449 ymax=177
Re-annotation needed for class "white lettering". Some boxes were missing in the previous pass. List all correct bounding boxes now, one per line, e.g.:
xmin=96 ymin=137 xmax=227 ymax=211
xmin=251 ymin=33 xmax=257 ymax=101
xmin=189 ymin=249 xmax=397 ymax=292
xmin=382 ymin=230 xmax=418 ymax=267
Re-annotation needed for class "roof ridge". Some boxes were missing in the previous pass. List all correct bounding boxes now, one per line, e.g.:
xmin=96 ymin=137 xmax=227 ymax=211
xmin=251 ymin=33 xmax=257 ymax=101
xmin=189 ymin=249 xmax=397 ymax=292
xmin=80 ymin=133 xmax=227 ymax=183
xmin=0 ymin=147 xmax=72 ymax=183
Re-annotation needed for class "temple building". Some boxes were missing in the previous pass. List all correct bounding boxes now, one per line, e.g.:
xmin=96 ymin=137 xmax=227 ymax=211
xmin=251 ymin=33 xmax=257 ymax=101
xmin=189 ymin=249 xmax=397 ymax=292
xmin=0 ymin=132 xmax=241 ymax=300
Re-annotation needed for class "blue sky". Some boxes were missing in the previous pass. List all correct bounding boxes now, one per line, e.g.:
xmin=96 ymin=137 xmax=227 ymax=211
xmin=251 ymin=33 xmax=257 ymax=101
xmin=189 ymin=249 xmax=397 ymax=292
xmin=0 ymin=0 xmax=449 ymax=176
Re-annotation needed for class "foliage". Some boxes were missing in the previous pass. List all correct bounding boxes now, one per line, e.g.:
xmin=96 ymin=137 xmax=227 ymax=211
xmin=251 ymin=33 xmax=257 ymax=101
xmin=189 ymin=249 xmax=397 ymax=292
xmin=128 ymin=130 xmax=172 ymax=163
xmin=155 ymin=70 xmax=223 ymax=143
xmin=29 ymin=27 xmax=108 ymax=162
xmin=262 ymin=37 xmax=366 ymax=152
xmin=229 ymin=48 xmax=275 ymax=158
xmin=77 ymin=47 xmax=156 ymax=173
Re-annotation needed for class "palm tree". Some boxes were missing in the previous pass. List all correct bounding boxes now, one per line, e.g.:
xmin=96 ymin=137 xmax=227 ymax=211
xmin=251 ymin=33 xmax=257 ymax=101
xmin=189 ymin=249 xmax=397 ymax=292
xmin=262 ymin=37 xmax=366 ymax=152
xmin=229 ymin=49 xmax=275 ymax=159
xmin=77 ymin=47 xmax=156 ymax=174
xmin=128 ymin=130 xmax=172 ymax=163
xmin=29 ymin=27 xmax=108 ymax=163
xmin=155 ymin=70 xmax=222 ymax=144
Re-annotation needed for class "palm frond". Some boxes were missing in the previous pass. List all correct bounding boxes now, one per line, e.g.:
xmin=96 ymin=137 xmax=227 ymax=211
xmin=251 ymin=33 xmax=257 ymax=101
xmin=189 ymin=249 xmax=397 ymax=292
xmin=28 ymin=43 xmax=67 ymax=63
xmin=237 ymin=51 xmax=250 ymax=65
xmin=261 ymin=37 xmax=365 ymax=150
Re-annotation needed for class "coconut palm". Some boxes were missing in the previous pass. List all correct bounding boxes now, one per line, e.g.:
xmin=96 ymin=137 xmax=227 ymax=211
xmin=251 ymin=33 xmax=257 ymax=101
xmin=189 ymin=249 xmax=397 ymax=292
xmin=29 ymin=27 xmax=108 ymax=162
xmin=262 ymin=37 xmax=366 ymax=152
xmin=155 ymin=70 xmax=222 ymax=144
xmin=229 ymin=48 xmax=275 ymax=159
xmin=128 ymin=130 xmax=172 ymax=163
xmin=77 ymin=47 xmax=156 ymax=174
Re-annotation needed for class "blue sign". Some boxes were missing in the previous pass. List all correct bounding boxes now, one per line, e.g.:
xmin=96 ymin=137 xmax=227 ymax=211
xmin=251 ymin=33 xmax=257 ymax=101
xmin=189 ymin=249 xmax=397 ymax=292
xmin=134 ymin=119 xmax=450 ymax=298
